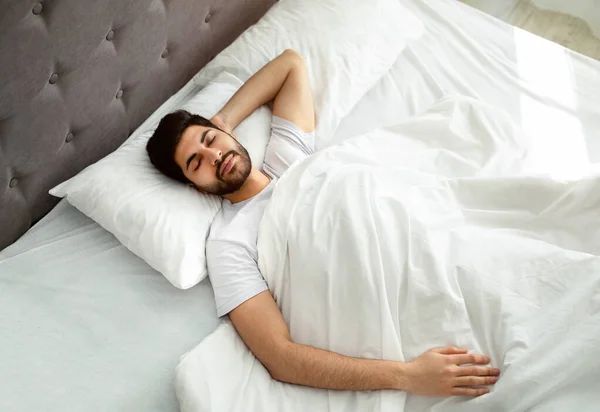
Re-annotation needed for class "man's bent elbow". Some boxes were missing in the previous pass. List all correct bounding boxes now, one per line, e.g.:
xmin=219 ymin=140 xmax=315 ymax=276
xmin=281 ymin=49 xmax=305 ymax=67
xmin=259 ymin=341 xmax=295 ymax=384
xmin=266 ymin=366 xmax=286 ymax=383
xmin=263 ymin=359 xmax=290 ymax=384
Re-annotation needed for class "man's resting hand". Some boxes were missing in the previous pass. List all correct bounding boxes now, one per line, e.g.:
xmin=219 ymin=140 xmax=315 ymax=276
xmin=210 ymin=114 xmax=232 ymax=135
xmin=402 ymin=346 xmax=500 ymax=397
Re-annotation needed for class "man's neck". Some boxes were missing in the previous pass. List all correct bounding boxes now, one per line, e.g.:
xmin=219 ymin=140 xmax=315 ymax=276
xmin=224 ymin=167 xmax=271 ymax=204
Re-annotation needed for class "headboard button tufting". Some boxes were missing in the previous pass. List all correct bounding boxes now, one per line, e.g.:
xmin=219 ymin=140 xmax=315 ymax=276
xmin=106 ymin=30 xmax=115 ymax=41
xmin=9 ymin=178 xmax=19 ymax=188
xmin=32 ymin=3 xmax=43 ymax=15
xmin=161 ymin=49 xmax=169 ymax=58
xmin=205 ymin=13 xmax=212 ymax=23
xmin=116 ymin=89 xmax=123 ymax=99
xmin=65 ymin=132 xmax=74 ymax=143
xmin=49 ymin=73 xmax=59 ymax=84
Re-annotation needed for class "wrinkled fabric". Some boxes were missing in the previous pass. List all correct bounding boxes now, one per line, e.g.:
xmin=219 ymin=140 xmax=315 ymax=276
xmin=176 ymin=97 xmax=600 ymax=412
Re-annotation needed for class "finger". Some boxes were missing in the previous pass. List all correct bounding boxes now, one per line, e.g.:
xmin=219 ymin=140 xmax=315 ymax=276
xmin=451 ymin=387 xmax=490 ymax=397
xmin=434 ymin=346 xmax=469 ymax=355
xmin=452 ymin=353 xmax=491 ymax=365
xmin=455 ymin=376 xmax=499 ymax=386
xmin=456 ymin=366 xmax=501 ymax=377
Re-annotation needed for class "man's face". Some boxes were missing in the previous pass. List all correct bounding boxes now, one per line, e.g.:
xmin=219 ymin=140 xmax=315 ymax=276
xmin=174 ymin=125 xmax=252 ymax=196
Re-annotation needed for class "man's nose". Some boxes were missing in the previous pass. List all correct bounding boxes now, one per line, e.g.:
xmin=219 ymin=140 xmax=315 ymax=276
xmin=203 ymin=147 xmax=222 ymax=165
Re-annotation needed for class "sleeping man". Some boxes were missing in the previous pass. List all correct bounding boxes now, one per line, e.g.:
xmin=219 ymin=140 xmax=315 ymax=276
xmin=146 ymin=49 xmax=500 ymax=397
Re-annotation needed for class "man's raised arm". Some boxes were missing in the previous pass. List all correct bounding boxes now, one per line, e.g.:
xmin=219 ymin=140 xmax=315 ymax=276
xmin=229 ymin=291 xmax=500 ymax=397
xmin=211 ymin=49 xmax=315 ymax=134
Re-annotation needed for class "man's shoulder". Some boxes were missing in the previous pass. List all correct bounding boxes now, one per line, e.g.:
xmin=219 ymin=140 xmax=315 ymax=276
xmin=207 ymin=211 xmax=260 ymax=261
xmin=263 ymin=115 xmax=315 ymax=179
xmin=206 ymin=236 xmax=253 ymax=258
xmin=207 ymin=223 xmax=254 ymax=250
xmin=206 ymin=231 xmax=259 ymax=272
xmin=208 ymin=203 xmax=249 ymax=239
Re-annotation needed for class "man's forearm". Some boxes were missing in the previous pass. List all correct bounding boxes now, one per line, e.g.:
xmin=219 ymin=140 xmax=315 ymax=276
xmin=269 ymin=341 xmax=406 ymax=391
xmin=231 ymin=292 xmax=498 ymax=397
xmin=216 ymin=50 xmax=300 ymax=130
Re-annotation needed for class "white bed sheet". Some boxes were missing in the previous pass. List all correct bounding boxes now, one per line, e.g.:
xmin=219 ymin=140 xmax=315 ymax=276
xmin=335 ymin=0 xmax=600 ymax=176
xmin=0 ymin=199 xmax=220 ymax=412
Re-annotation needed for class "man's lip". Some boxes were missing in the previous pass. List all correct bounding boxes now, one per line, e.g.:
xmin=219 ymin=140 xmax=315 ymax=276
xmin=220 ymin=154 xmax=234 ymax=176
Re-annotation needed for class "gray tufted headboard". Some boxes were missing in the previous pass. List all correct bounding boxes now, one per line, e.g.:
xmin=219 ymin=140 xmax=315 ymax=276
xmin=0 ymin=0 xmax=276 ymax=250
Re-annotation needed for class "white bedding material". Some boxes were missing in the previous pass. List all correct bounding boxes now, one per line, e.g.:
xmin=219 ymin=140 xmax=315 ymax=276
xmin=335 ymin=0 xmax=600 ymax=172
xmin=0 ymin=199 xmax=220 ymax=412
xmin=177 ymin=96 xmax=600 ymax=411
xmin=191 ymin=0 xmax=423 ymax=146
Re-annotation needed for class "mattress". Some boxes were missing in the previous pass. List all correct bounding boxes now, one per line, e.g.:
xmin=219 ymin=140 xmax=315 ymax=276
xmin=3 ymin=0 xmax=600 ymax=411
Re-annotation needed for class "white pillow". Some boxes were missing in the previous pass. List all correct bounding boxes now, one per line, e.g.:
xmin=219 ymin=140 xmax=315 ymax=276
xmin=50 ymin=72 xmax=272 ymax=289
xmin=192 ymin=0 xmax=423 ymax=148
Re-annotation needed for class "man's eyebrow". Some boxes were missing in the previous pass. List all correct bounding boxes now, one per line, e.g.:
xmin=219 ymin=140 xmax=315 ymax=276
xmin=201 ymin=129 xmax=209 ymax=144
xmin=185 ymin=129 xmax=210 ymax=170
xmin=185 ymin=153 xmax=195 ymax=170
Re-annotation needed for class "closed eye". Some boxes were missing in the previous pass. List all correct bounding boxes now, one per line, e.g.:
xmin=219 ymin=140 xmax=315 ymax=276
xmin=191 ymin=131 xmax=214 ymax=171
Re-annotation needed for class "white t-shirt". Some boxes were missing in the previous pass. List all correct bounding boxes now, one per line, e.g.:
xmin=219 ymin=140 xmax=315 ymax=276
xmin=206 ymin=116 xmax=315 ymax=317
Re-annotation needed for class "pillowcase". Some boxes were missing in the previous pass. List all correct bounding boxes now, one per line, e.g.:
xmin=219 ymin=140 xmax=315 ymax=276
xmin=50 ymin=72 xmax=272 ymax=289
xmin=192 ymin=0 xmax=424 ymax=148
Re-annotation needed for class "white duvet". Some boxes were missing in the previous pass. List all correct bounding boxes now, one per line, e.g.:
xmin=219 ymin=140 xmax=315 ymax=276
xmin=176 ymin=97 xmax=600 ymax=412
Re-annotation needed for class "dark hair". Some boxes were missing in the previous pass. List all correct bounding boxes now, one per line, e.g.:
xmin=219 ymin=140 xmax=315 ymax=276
xmin=146 ymin=110 xmax=220 ymax=184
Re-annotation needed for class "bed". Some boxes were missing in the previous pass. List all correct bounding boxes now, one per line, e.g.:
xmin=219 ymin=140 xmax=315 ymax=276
xmin=2 ymin=0 xmax=600 ymax=411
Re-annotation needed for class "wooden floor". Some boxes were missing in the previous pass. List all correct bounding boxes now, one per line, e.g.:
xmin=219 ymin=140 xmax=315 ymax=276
xmin=458 ymin=0 xmax=600 ymax=61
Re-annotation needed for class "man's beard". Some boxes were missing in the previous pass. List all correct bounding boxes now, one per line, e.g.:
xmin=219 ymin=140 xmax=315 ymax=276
xmin=201 ymin=140 xmax=252 ymax=196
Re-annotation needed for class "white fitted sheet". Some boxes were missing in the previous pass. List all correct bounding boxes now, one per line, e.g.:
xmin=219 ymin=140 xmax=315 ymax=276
xmin=3 ymin=0 xmax=600 ymax=411
xmin=0 ymin=199 xmax=220 ymax=412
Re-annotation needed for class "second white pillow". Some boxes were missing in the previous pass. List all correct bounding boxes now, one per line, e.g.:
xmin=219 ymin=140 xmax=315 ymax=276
xmin=193 ymin=0 xmax=424 ymax=147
